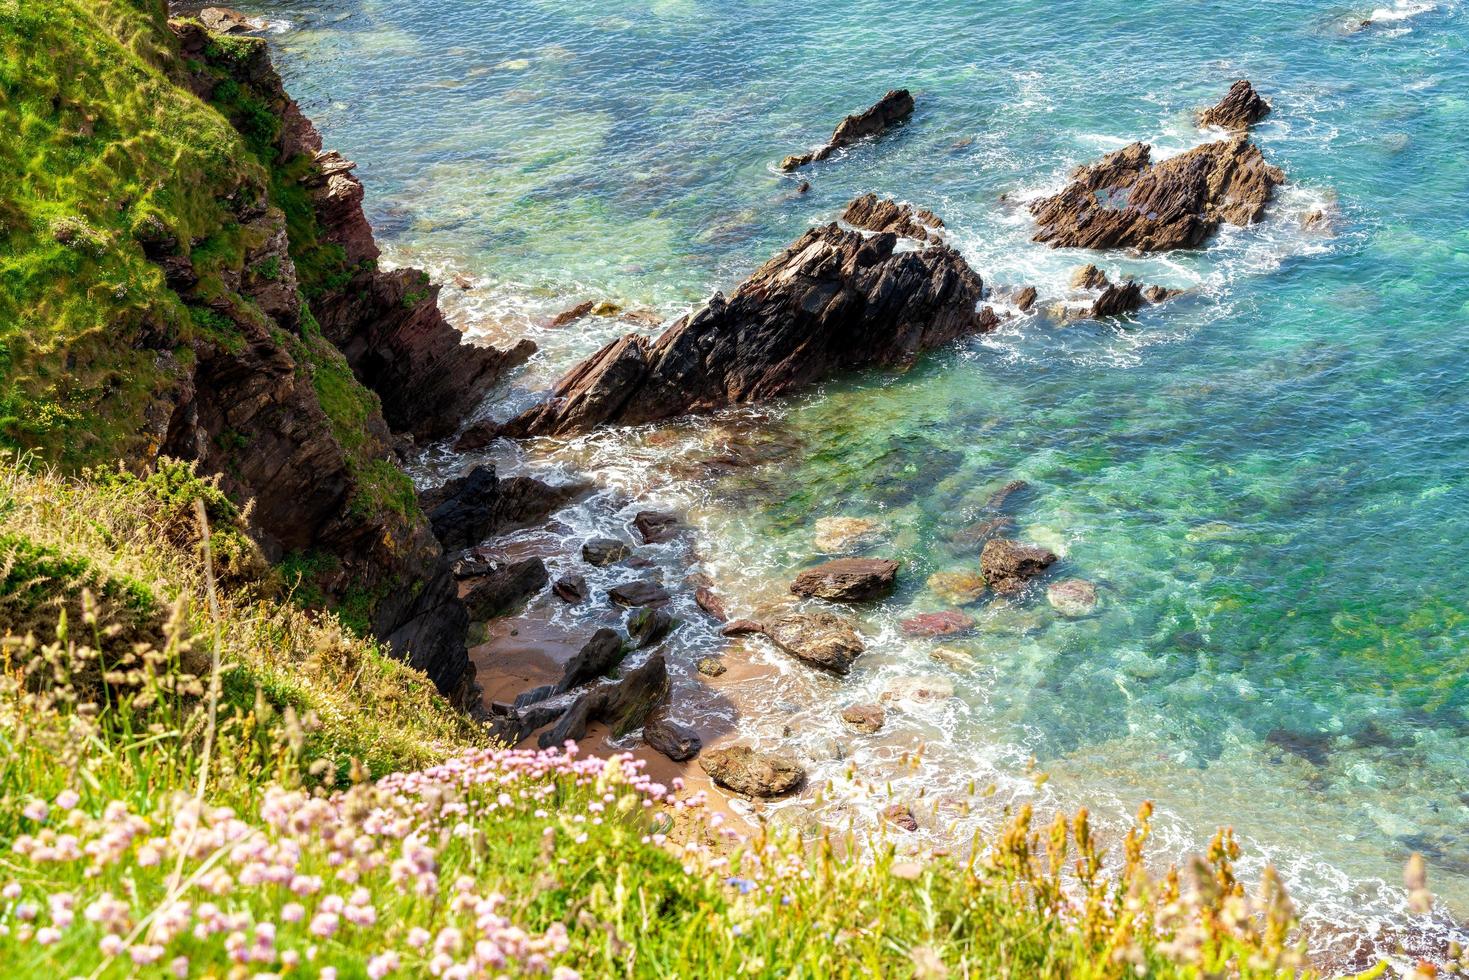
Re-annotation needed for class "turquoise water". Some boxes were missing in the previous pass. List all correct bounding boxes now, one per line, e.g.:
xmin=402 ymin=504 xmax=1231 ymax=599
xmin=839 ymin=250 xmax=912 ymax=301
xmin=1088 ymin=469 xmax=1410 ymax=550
xmin=253 ymin=0 xmax=1469 ymax=964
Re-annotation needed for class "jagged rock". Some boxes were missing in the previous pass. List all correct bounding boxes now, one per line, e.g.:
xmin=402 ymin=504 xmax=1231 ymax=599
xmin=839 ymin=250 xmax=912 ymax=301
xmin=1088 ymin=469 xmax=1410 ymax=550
xmin=627 ymin=606 xmax=674 ymax=648
xmin=779 ymin=89 xmax=915 ymax=171
xmin=453 ymin=419 xmax=501 ymax=452
xmin=840 ymin=703 xmax=885 ymax=734
xmin=882 ymin=803 xmax=918 ymax=831
xmin=764 ymin=610 xmax=865 ymax=674
xmin=791 ymin=557 xmax=899 ymax=602
xmin=505 ymin=221 xmax=996 ymax=437
xmin=1089 ymin=280 xmax=1146 ymax=319
xmin=842 ymin=193 xmax=945 ymax=242
xmin=1047 ymin=578 xmax=1099 ymax=617
xmin=552 ymin=574 xmax=588 ymax=604
xmin=582 ymin=537 xmax=631 ymax=566
xmin=555 ymin=628 xmax=626 ymax=693
xmin=608 ymin=580 xmax=672 ymax=607
xmin=644 ymin=715 xmax=701 ymax=761
xmin=1014 ymin=286 xmax=1038 ymax=312
xmin=1071 ymin=264 xmax=1109 ymax=290
xmin=926 ymin=570 xmax=987 ymax=605
xmin=462 ymin=558 xmax=548 ymax=619
xmin=1199 ymin=80 xmax=1271 ymax=131
xmin=900 ymin=610 xmax=975 ymax=637
xmin=696 ymin=657 xmax=728 ymax=677
xmin=813 ymin=516 xmax=885 ymax=553
xmin=1030 ymin=138 xmax=1284 ymax=251
xmin=699 ymin=745 xmax=805 ymax=797
xmin=980 ymin=538 xmax=1058 ymax=595
xmin=548 ymin=300 xmax=595 ymax=328
xmin=537 ymin=653 xmax=669 ymax=747
xmin=694 ymin=586 xmax=727 ymax=622
xmin=721 ymin=619 xmax=764 ymax=637
xmin=1143 ymin=285 xmax=1176 ymax=304
xmin=198 ymin=7 xmax=265 ymax=33
xmin=633 ymin=510 xmax=680 ymax=544
xmin=423 ymin=465 xmax=585 ymax=552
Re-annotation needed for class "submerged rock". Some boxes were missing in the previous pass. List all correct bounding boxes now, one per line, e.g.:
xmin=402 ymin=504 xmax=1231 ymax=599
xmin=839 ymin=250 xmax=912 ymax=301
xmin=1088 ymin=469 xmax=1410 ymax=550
xmin=764 ymin=610 xmax=865 ymax=674
xmin=1198 ymin=79 xmax=1271 ymax=131
xmin=980 ymin=538 xmax=1058 ymax=595
xmin=1030 ymin=138 xmax=1284 ymax=251
xmin=926 ymin=569 xmax=987 ymax=605
xmin=779 ymin=89 xmax=915 ymax=171
xmin=929 ymin=645 xmax=979 ymax=671
xmin=813 ymin=516 xmax=886 ymax=554
xmin=700 ymin=745 xmax=805 ymax=797
xmin=880 ymin=674 xmax=956 ymax=705
xmin=842 ymin=193 xmax=945 ymax=243
xmin=791 ymin=557 xmax=899 ymax=602
xmin=1047 ymin=578 xmax=1099 ymax=617
xmin=840 ymin=703 xmax=886 ymax=734
xmin=505 ymin=220 xmax=996 ymax=437
xmin=900 ymin=610 xmax=975 ymax=637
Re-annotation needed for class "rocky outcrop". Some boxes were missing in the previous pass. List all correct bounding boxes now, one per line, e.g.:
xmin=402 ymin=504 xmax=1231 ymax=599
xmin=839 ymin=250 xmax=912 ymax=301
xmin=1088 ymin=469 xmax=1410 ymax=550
xmin=1199 ymin=80 xmax=1271 ymax=131
xmin=790 ymin=558 xmax=899 ymax=602
xmin=842 ymin=194 xmax=945 ymax=243
xmin=198 ymin=7 xmax=264 ymax=33
xmin=536 ymin=653 xmax=670 ymax=748
xmin=700 ymin=745 xmax=805 ymax=797
xmin=507 ymin=221 xmax=996 ymax=437
xmin=422 ymin=464 xmax=586 ymax=552
xmin=780 ymin=89 xmax=915 ymax=171
xmin=1070 ymin=266 xmax=1180 ymax=320
xmin=173 ymin=20 xmax=534 ymax=445
xmin=980 ymin=538 xmax=1058 ymax=595
xmin=462 ymin=558 xmax=548 ymax=619
xmin=554 ymin=628 xmax=626 ymax=693
xmin=764 ymin=610 xmax=865 ymax=674
xmin=1030 ymin=138 xmax=1284 ymax=251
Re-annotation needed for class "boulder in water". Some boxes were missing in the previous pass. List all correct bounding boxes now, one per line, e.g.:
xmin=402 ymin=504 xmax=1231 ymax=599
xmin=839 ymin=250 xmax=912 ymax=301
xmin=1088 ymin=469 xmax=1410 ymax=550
xmin=700 ymin=745 xmax=805 ymax=797
xmin=582 ymin=537 xmax=631 ymax=566
xmin=633 ymin=510 xmax=681 ymax=544
xmin=842 ymin=193 xmax=945 ymax=243
xmin=764 ymin=610 xmax=865 ymax=674
xmin=552 ymin=573 xmax=588 ymax=604
xmin=779 ymin=89 xmax=915 ymax=171
xmin=840 ymin=703 xmax=886 ymax=734
xmin=627 ymin=606 xmax=674 ymax=648
xmin=1198 ymin=80 xmax=1271 ymax=131
xmin=791 ymin=557 xmax=899 ymax=602
xmin=644 ymin=715 xmax=701 ymax=761
xmin=980 ymin=538 xmax=1058 ymax=595
xmin=1014 ymin=286 xmax=1038 ymax=312
xmin=608 ymin=580 xmax=672 ymax=607
xmin=696 ymin=656 xmax=728 ymax=677
xmin=1030 ymin=138 xmax=1284 ymax=251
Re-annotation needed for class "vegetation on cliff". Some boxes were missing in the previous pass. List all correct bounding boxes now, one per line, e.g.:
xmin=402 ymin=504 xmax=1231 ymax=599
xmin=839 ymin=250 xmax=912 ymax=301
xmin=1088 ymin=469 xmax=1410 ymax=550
xmin=0 ymin=459 xmax=1349 ymax=978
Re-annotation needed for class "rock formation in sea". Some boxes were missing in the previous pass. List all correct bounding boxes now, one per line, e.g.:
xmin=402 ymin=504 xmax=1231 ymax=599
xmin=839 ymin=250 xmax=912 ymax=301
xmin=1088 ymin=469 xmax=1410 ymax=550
xmin=1198 ymin=79 xmax=1272 ymax=131
xmin=506 ymin=212 xmax=997 ymax=437
xmin=842 ymin=193 xmax=946 ymax=242
xmin=1029 ymin=137 xmax=1285 ymax=251
xmin=779 ymin=89 xmax=915 ymax=171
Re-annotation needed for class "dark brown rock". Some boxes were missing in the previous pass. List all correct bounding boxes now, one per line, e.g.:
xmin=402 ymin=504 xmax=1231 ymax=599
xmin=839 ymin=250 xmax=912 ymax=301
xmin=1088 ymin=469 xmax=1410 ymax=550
xmin=840 ymin=703 xmax=885 ymax=734
xmin=644 ymin=715 xmax=701 ymax=762
xmin=537 ymin=652 xmax=669 ymax=747
xmin=552 ymin=573 xmax=588 ymax=604
xmin=1143 ymin=284 xmax=1181 ymax=304
xmin=453 ymin=419 xmax=501 ymax=452
xmin=721 ymin=619 xmax=764 ymax=637
xmin=980 ymin=538 xmax=1058 ymax=595
xmin=633 ymin=510 xmax=681 ymax=544
xmin=627 ymin=606 xmax=674 ymax=648
xmin=1030 ymin=138 xmax=1284 ymax=252
xmin=1199 ymin=80 xmax=1271 ymax=132
xmin=554 ymin=628 xmax=626 ymax=693
xmin=462 ymin=558 xmax=549 ymax=619
xmin=842 ymin=193 xmax=945 ymax=243
xmin=1014 ymin=286 xmax=1038 ymax=312
xmin=764 ymin=610 xmax=865 ymax=674
xmin=1089 ymin=280 xmax=1146 ymax=319
xmin=790 ymin=557 xmax=899 ymax=602
xmin=780 ymin=89 xmax=915 ymax=171
xmin=699 ymin=745 xmax=805 ymax=797
xmin=694 ymin=586 xmax=727 ymax=622
xmin=582 ymin=537 xmax=631 ymax=566
xmin=984 ymin=479 xmax=1029 ymax=512
xmin=423 ymin=465 xmax=586 ymax=551
xmin=548 ymin=300 xmax=595 ymax=328
xmin=608 ymin=580 xmax=672 ymax=607
xmin=506 ymin=221 xmax=996 ymax=437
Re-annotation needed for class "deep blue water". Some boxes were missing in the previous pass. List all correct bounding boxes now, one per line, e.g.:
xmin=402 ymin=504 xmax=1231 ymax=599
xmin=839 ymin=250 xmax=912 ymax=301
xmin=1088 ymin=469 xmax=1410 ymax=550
xmin=249 ymin=0 xmax=1469 ymax=963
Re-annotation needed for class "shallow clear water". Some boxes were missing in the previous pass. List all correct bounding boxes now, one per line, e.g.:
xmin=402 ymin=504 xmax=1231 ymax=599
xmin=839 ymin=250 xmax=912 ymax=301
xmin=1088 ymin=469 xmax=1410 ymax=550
xmin=251 ymin=0 xmax=1469 ymax=963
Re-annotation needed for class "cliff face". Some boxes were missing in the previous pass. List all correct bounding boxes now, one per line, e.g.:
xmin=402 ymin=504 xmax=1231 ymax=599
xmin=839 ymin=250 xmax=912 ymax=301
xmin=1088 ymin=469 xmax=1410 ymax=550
xmin=0 ymin=0 xmax=512 ymax=709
